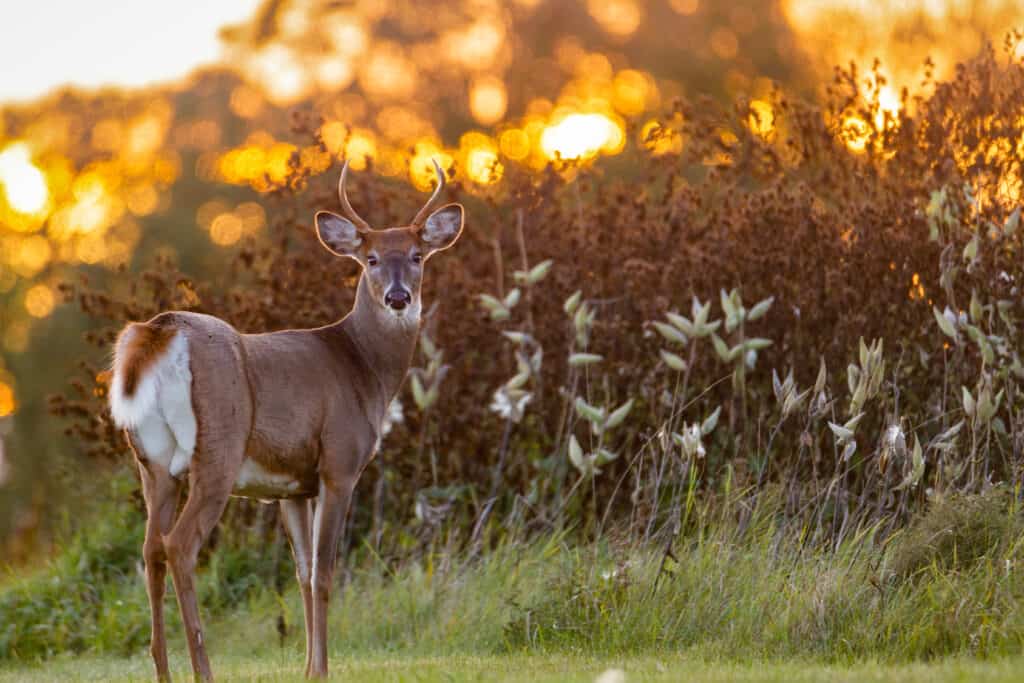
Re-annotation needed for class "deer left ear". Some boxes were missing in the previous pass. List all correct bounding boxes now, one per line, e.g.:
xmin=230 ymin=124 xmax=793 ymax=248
xmin=316 ymin=211 xmax=363 ymax=258
xmin=420 ymin=203 xmax=464 ymax=255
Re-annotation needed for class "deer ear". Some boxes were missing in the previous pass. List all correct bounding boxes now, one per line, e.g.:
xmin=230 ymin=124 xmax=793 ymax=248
xmin=316 ymin=211 xmax=363 ymax=258
xmin=420 ymin=203 xmax=464 ymax=255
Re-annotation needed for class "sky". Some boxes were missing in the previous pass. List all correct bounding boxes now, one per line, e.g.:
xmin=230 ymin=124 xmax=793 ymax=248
xmin=0 ymin=1 xmax=261 ymax=104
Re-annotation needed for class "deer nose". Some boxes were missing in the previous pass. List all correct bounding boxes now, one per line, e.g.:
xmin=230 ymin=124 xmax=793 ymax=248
xmin=385 ymin=289 xmax=411 ymax=310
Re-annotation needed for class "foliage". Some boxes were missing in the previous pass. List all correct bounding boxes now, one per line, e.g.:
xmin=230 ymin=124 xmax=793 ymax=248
xmin=46 ymin=46 xmax=1024 ymax=554
xmin=0 ymin=474 xmax=289 ymax=661
xmin=4 ymin=486 xmax=1024 ymax=667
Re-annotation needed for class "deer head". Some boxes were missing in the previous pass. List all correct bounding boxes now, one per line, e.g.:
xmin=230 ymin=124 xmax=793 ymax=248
xmin=315 ymin=160 xmax=463 ymax=319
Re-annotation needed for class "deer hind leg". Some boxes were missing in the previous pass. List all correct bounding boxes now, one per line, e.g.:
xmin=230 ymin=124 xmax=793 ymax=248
xmin=280 ymin=499 xmax=314 ymax=672
xmin=129 ymin=425 xmax=181 ymax=683
xmin=308 ymin=477 xmax=357 ymax=679
xmin=163 ymin=461 xmax=238 ymax=682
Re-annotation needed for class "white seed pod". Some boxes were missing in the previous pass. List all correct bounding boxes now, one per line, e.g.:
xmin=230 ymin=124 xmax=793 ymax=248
xmin=828 ymin=421 xmax=854 ymax=444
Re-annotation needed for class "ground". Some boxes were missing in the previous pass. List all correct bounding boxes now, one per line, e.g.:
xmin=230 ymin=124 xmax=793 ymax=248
xmin=3 ymin=652 xmax=1024 ymax=682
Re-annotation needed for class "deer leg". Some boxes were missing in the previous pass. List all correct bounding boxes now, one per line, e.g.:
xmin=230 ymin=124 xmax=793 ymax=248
xmin=308 ymin=478 xmax=356 ymax=678
xmin=131 ymin=431 xmax=181 ymax=683
xmin=280 ymin=498 xmax=314 ymax=672
xmin=164 ymin=476 xmax=233 ymax=682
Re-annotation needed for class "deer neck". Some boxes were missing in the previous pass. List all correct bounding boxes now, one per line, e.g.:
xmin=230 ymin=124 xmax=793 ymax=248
xmin=336 ymin=275 xmax=419 ymax=405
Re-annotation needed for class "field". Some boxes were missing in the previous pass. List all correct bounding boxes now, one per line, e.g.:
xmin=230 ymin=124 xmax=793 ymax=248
xmin=6 ymin=653 xmax=1024 ymax=683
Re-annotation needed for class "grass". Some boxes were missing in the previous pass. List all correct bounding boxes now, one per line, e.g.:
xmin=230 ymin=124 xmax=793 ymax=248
xmin=5 ymin=652 xmax=1024 ymax=682
xmin=4 ymin=484 xmax=1024 ymax=680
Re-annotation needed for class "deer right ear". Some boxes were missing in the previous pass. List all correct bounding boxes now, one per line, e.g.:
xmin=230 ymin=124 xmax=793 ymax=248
xmin=316 ymin=211 xmax=363 ymax=258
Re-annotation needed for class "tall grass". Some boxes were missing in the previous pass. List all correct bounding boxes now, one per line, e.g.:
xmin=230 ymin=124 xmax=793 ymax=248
xmin=5 ymin=477 xmax=1024 ymax=664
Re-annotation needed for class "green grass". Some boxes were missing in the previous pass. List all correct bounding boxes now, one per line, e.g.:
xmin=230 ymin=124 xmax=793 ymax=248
xmin=5 ymin=652 xmax=1024 ymax=683
xmin=4 ymin=485 xmax=1024 ymax=680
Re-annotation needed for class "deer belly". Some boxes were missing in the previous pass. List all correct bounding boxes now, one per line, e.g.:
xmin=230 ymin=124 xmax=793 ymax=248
xmin=232 ymin=458 xmax=311 ymax=500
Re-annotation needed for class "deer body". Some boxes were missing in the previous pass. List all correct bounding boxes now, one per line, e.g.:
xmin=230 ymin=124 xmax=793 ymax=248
xmin=108 ymin=162 xmax=462 ymax=681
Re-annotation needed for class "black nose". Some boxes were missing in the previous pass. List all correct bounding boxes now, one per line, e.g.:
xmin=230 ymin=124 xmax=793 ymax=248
xmin=385 ymin=289 xmax=411 ymax=310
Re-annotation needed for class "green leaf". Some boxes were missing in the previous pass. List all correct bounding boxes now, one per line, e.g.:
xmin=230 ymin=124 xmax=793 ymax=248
xmin=652 ymin=321 xmax=688 ymax=346
xmin=665 ymin=312 xmax=695 ymax=336
xmin=568 ymin=434 xmax=584 ymax=471
xmin=701 ymin=406 xmax=721 ymax=435
xmin=747 ymin=296 xmax=774 ymax=321
xmin=744 ymin=337 xmax=773 ymax=351
xmin=659 ymin=349 xmax=687 ymax=372
xmin=503 ymin=288 xmax=521 ymax=309
xmin=605 ymin=399 xmax=635 ymax=430
xmin=932 ymin=306 xmax=957 ymax=339
xmin=962 ymin=386 xmax=975 ymax=418
xmin=502 ymin=331 xmax=531 ymax=345
xmin=564 ymin=290 xmax=582 ymax=315
xmin=526 ymin=259 xmax=554 ymax=285
xmin=711 ymin=334 xmax=732 ymax=363
xmin=574 ymin=397 xmax=605 ymax=424
xmin=962 ymin=234 xmax=978 ymax=262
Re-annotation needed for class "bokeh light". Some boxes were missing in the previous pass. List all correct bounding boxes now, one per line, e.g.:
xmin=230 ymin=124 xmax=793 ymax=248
xmin=0 ymin=143 xmax=49 ymax=217
xmin=0 ymin=381 xmax=14 ymax=417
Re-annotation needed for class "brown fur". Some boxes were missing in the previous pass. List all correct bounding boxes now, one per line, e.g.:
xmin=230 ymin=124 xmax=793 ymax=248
xmin=122 ymin=170 xmax=464 ymax=681
xmin=116 ymin=320 xmax=177 ymax=397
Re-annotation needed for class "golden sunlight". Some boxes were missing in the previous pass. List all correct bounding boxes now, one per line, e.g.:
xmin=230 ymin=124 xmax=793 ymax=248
xmin=540 ymin=113 xmax=624 ymax=161
xmin=0 ymin=381 xmax=14 ymax=417
xmin=0 ymin=143 xmax=50 ymax=216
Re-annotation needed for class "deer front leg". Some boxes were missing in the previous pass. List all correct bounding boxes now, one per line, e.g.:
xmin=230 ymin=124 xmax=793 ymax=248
xmin=280 ymin=498 xmax=314 ymax=673
xmin=164 ymin=478 xmax=233 ymax=682
xmin=136 ymin=455 xmax=181 ymax=682
xmin=308 ymin=477 xmax=356 ymax=678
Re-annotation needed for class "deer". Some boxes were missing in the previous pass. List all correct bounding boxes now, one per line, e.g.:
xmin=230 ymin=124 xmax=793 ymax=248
xmin=107 ymin=160 xmax=463 ymax=681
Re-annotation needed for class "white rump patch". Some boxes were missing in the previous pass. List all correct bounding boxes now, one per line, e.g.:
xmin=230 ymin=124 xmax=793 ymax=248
xmin=110 ymin=330 xmax=196 ymax=478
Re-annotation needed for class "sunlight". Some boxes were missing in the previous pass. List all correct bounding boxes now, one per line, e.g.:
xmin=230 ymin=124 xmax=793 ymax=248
xmin=540 ymin=113 xmax=623 ymax=161
xmin=0 ymin=144 xmax=49 ymax=216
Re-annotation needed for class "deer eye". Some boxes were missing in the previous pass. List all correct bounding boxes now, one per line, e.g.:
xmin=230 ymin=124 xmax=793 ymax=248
xmin=411 ymin=252 xmax=422 ymax=264
xmin=367 ymin=254 xmax=379 ymax=267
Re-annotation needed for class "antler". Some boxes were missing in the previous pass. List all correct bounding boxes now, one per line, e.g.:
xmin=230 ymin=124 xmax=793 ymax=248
xmin=410 ymin=159 xmax=446 ymax=229
xmin=337 ymin=160 xmax=371 ymax=232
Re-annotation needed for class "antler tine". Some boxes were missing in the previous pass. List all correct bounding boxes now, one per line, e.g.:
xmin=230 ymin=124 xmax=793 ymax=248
xmin=410 ymin=158 xmax=446 ymax=228
xmin=337 ymin=160 xmax=371 ymax=233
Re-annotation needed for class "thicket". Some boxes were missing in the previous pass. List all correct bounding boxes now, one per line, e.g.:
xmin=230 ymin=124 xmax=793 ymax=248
xmin=45 ymin=44 xmax=1024 ymax=572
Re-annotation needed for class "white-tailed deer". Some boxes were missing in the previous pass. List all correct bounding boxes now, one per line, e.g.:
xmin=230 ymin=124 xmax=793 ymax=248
xmin=108 ymin=160 xmax=463 ymax=681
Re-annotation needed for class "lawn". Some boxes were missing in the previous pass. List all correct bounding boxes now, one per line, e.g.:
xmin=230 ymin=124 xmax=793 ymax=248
xmin=4 ymin=652 xmax=1024 ymax=683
